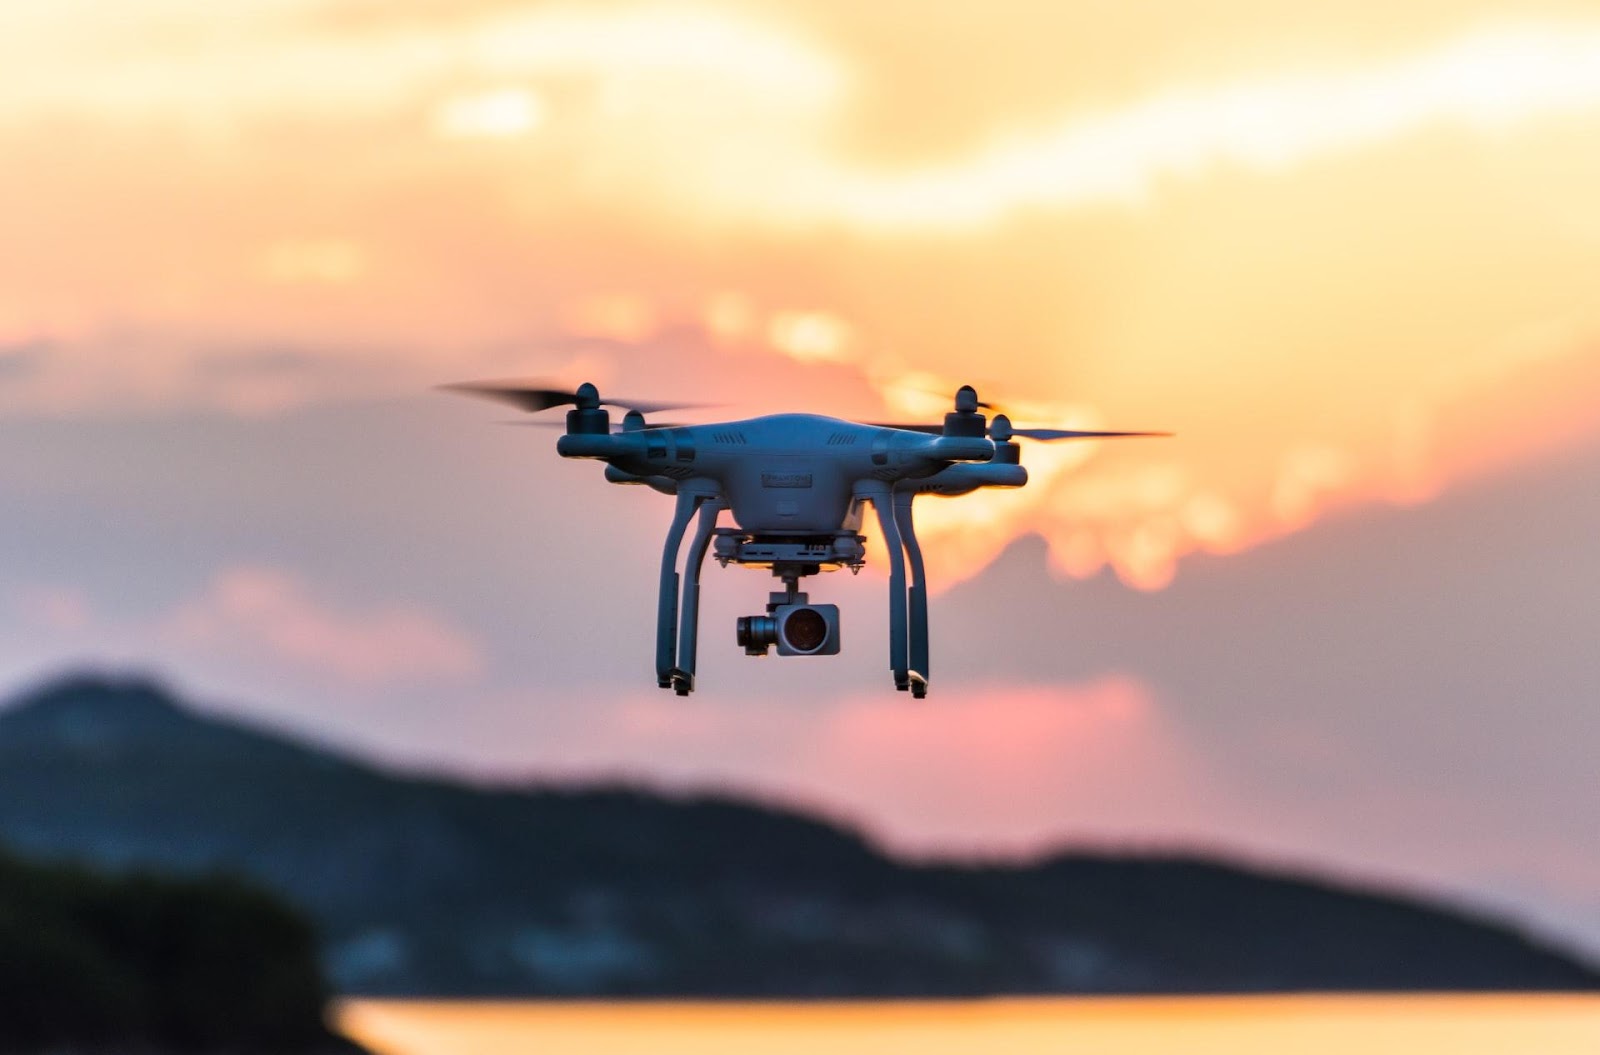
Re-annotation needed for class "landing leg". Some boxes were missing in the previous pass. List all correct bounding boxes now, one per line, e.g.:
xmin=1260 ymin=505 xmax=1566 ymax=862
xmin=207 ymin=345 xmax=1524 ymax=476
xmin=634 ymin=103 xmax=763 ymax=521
xmin=894 ymin=490 xmax=929 ymax=698
xmin=869 ymin=489 xmax=910 ymax=691
xmin=657 ymin=491 xmax=704 ymax=689
xmin=674 ymin=499 xmax=722 ymax=695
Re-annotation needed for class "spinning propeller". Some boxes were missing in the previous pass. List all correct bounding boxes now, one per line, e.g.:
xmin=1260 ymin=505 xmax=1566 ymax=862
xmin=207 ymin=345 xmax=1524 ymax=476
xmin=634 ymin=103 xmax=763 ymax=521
xmin=439 ymin=379 xmax=694 ymax=416
xmin=504 ymin=411 xmax=690 ymax=433
xmin=871 ymin=386 xmax=1170 ymax=442
xmin=871 ymin=418 xmax=1169 ymax=441
xmin=441 ymin=379 xmax=697 ymax=433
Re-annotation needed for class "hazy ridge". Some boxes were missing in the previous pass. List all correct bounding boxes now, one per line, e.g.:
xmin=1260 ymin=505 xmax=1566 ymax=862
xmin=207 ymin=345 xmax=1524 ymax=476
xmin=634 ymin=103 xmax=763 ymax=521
xmin=1 ymin=673 xmax=1593 ymax=997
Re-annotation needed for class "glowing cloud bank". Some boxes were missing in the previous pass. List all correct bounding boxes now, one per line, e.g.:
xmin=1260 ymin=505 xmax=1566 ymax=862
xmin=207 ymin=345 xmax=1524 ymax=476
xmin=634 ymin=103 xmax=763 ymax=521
xmin=4 ymin=7 xmax=1600 ymax=589
xmin=779 ymin=24 xmax=1600 ymax=228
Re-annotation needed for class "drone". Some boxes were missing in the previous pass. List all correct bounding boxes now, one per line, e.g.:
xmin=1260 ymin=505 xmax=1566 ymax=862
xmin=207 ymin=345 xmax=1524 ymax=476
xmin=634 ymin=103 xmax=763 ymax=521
xmin=447 ymin=379 xmax=1166 ymax=698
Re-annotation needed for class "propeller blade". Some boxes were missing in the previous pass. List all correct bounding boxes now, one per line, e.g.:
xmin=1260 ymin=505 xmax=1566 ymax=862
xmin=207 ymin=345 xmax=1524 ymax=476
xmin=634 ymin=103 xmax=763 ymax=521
xmin=441 ymin=382 xmax=579 ymax=412
xmin=502 ymin=420 xmax=690 ymax=431
xmin=1010 ymin=428 xmax=1172 ymax=441
xmin=440 ymin=380 xmax=694 ymax=415
xmin=869 ymin=422 xmax=1171 ymax=441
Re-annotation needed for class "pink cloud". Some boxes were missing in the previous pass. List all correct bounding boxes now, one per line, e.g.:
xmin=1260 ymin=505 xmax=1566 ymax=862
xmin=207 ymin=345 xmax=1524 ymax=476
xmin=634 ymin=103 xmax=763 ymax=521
xmin=164 ymin=567 xmax=481 ymax=688
xmin=9 ymin=585 xmax=94 ymax=633
xmin=480 ymin=676 xmax=1239 ymax=859
xmin=793 ymin=678 xmax=1235 ymax=855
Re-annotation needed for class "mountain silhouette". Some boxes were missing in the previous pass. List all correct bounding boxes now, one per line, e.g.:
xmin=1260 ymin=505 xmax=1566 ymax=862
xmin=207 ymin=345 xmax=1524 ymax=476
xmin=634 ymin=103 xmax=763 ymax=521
xmin=0 ymin=672 xmax=1593 ymax=996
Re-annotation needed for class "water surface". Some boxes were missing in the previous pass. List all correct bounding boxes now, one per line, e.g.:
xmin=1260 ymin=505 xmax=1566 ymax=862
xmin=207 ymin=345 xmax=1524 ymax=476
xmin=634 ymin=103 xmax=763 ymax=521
xmin=340 ymin=994 xmax=1600 ymax=1055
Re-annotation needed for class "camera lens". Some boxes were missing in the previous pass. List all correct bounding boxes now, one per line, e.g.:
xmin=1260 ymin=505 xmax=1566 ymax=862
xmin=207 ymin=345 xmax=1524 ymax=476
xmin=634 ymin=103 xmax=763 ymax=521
xmin=782 ymin=607 xmax=828 ymax=653
xmin=737 ymin=615 xmax=777 ymax=653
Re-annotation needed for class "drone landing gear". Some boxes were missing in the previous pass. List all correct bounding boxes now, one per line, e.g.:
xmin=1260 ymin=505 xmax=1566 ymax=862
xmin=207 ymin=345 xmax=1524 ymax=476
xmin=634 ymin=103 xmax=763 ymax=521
xmin=659 ymin=483 xmax=932 ymax=698
xmin=896 ymin=490 xmax=930 ymax=697
xmin=657 ymin=489 xmax=722 ymax=696
xmin=861 ymin=485 xmax=930 ymax=697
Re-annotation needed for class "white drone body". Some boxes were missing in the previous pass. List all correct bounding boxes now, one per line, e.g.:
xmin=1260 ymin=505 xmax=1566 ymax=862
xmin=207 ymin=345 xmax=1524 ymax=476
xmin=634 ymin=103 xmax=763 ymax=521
xmin=449 ymin=380 xmax=1164 ymax=698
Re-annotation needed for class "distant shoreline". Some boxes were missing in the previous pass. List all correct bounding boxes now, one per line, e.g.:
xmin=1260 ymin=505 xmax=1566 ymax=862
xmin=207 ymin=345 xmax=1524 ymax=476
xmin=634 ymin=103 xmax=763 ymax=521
xmin=4 ymin=675 xmax=1596 ymax=1000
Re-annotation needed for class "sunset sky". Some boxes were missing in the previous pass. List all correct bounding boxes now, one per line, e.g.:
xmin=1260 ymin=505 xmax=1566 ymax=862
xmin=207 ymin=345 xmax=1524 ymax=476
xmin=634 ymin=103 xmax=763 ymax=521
xmin=3 ymin=2 xmax=1598 ymax=959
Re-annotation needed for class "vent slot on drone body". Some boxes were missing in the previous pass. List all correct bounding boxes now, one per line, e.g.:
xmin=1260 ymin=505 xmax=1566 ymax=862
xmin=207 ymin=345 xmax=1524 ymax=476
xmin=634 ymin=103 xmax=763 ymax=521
xmin=827 ymin=432 xmax=858 ymax=446
xmin=712 ymin=430 xmax=748 ymax=445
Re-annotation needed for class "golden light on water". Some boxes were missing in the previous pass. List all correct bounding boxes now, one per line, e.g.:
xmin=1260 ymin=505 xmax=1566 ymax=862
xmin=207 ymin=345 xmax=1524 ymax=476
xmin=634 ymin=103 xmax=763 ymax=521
xmin=339 ymin=995 xmax=1600 ymax=1055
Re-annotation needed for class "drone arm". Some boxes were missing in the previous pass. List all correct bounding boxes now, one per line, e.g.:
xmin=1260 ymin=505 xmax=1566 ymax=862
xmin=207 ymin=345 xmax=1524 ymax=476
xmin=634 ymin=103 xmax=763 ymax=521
xmin=909 ymin=461 xmax=1028 ymax=496
xmin=894 ymin=489 xmax=929 ymax=697
xmin=674 ymin=498 xmax=723 ymax=695
xmin=557 ymin=432 xmax=641 ymax=460
xmin=862 ymin=484 xmax=910 ymax=692
xmin=921 ymin=435 xmax=995 ymax=464
xmin=656 ymin=490 xmax=705 ymax=689
xmin=604 ymin=464 xmax=680 ymax=496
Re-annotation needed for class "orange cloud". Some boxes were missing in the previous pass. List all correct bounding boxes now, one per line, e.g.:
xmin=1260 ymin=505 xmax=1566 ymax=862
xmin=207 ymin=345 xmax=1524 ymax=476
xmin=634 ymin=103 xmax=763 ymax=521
xmin=764 ymin=23 xmax=1600 ymax=229
xmin=5 ymin=4 xmax=1600 ymax=592
xmin=259 ymin=238 xmax=367 ymax=285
